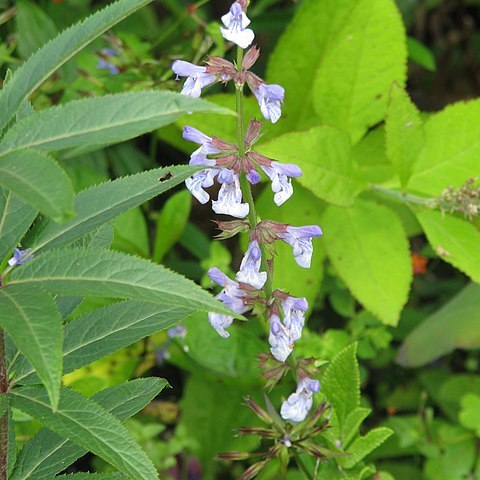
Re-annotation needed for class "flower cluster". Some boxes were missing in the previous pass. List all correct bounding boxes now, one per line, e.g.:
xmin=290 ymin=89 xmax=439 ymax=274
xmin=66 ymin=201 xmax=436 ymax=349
xmin=172 ymin=1 xmax=328 ymax=473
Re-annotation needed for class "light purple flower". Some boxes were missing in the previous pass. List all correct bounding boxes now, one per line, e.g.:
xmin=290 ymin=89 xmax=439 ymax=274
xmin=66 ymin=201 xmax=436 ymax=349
xmin=236 ymin=240 xmax=267 ymax=289
xmin=253 ymin=84 xmax=285 ymax=123
xmin=185 ymin=169 xmax=219 ymax=204
xmin=97 ymin=58 xmax=119 ymax=75
xmin=246 ymin=169 xmax=261 ymax=184
xmin=280 ymin=377 xmax=320 ymax=422
xmin=172 ymin=60 xmax=216 ymax=98
xmin=212 ymin=173 xmax=249 ymax=218
xmin=8 ymin=248 xmax=33 ymax=267
xmin=282 ymin=296 xmax=308 ymax=342
xmin=268 ymin=314 xmax=293 ymax=362
xmin=167 ymin=325 xmax=187 ymax=339
xmin=220 ymin=2 xmax=254 ymax=49
xmin=207 ymin=267 xmax=250 ymax=338
xmin=183 ymin=126 xmax=220 ymax=166
xmin=278 ymin=225 xmax=323 ymax=268
xmin=260 ymin=162 xmax=301 ymax=206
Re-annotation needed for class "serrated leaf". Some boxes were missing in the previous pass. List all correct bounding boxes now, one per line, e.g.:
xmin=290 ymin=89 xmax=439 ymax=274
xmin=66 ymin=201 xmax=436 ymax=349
xmin=0 ymin=0 xmax=153 ymax=132
xmin=0 ymin=149 xmax=74 ymax=221
xmin=340 ymin=428 xmax=393 ymax=469
xmin=385 ymin=84 xmax=425 ymax=187
xmin=6 ymin=248 xmax=234 ymax=316
xmin=322 ymin=343 xmax=360 ymax=432
xmin=313 ymin=0 xmax=407 ymax=141
xmin=322 ymin=200 xmax=412 ymax=326
xmin=459 ymin=393 xmax=480 ymax=436
xmin=0 ymin=91 xmax=232 ymax=155
xmin=69 ymin=223 xmax=114 ymax=250
xmin=343 ymin=407 xmax=372 ymax=448
xmin=257 ymin=126 xmax=366 ymax=207
xmin=9 ymin=384 xmax=159 ymax=480
xmin=409 ymin=100 xmax=480 ymax=195
xmin=14 ymin=301 xmax=190 ymax=385
xmin=0 ymin=188 xmax=37 ymax=262
xmin=0 ymin=285 xmax=62 ymax=409
xmin=397 ymin=284 xmax=480 ymax=367
xmin=25 ymin=165 xmax=199 ymax=253
xmin=53 ymin=475 xmax=126 ymax=480
xmin=416 ymin=210 xmax=480 ymax=283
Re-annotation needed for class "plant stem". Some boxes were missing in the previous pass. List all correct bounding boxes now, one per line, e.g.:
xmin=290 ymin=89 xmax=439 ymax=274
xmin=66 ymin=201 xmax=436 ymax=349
xmin=0 ymin=329 xmax=8 ymax=480
xmin=371 ymin=184 xmax=434 ymax=207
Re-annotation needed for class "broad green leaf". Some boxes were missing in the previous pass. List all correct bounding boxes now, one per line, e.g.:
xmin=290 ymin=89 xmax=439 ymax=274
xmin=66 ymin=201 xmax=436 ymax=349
xmin=25 ymin=165 xmax=198 ymax=253
xmin=322 ymin=343 xmax=360 ymax=432
xmin=340 ymin=428 xmax=393 ymax=469
xmin=16 ymin=0 xmax=57 ymax=59
xmin=112 ymin=208 xmax=149 ymax=257
xmin=14 ymin=301 xmax=190 ymax=385
xmin=322 ymin=200 xmax=412 ymax=325
xmin=397 ymin=284 xmax=480 ymax=367
xmin=459 ymin=394 xmax=480 ymax=436
xmin=0 ymin=188 xmax=37 ymax=262
xmin=10 ymin=378 xmax=165 ymax=480
xmin=409 ymin=100 xmax=480 ymax=195
xmin=7 ymin=248 xmax=234 ymax=316
xmin=69 ymin=223 xmax=114 ymax=250
xmin=416 ymin=210 xmax=480 ymax=283
xmin=9 ymin=385 xmax=158 ymax=480
xmin=256 ymin=184 xmax=325 ymax=306
xmin=0 ymin=0 xmax=153 ymax=132
xmin=313 ymin=0 xmax=407 ymax=141
xmin=0 ymin=149 xmax=74 ymax=222
xmin=54 ymin=475 xmax=126 ymax=479
xmin=0 ymin=285 xmax=62 ymax=408
xmin=385 ymin=84 xmax=425 ymax=187
xmin=0 ymin=91 xmax=232 ymax=155
xmin=257 ymin=126 xmax=366 ymax=207
xmin=153 ymin=190 xmax=191 ymax=263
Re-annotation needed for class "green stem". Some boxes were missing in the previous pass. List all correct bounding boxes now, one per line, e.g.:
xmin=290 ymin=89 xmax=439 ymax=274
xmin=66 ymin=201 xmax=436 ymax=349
xmin=0 ymin=329 xmax=8 ymax=480
xmin=371 ymin=184 xmax=434 ymax=207
xmin=235 ymin=47 xmax=273 ymax=299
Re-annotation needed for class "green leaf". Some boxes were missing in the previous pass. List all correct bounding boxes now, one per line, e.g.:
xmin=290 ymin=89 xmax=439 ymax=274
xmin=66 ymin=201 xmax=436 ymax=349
xmin=459 ymin=393 xmax=480 ymax=436
xmin=15 ymin=0 xmax=58 ymax=59
xmin=0 ymin=149 xmax=74 ymax=222
xmin=10 ymin=378 xmax=165 ymax=480
xmin=312 ymin=0 xmax=407 ymax=141
xmin=69 ymin=223 xmax=114 ymax=250
xmin=322 ymin=200 xmax=412 ymax=326
xmin=112 ymin=208 xmax=150 ymax=257
xmin=256 ymin=184 xmax=325 ymax=306
xmin=9 ymin=385 xmax=158 ymax=480
xmin=0 ymin=285 xmax=62 ymax=409
xmin=153 ymin=190 xmax=191 ymax=263
xmin=25 ymin=165 xmax=199 ymax=253
xmin=0 ymin=188 xmax=37 ymax=262
xmin=322 ymin=343 xmax=360 ymax=431
xmin=343 ymin=407 xmax=372 ymax=448
xmin=385 ymin=84 xmax=425 ymax=187
xmin=0 ymin=91 xmax=232 ymax=155
xmin=416 ymin=210 xmax=480 ymax=283
xmin=340 ymin=428 xmax=393 ymax=469
xmin=0 ymin=0 xmax=153 ymax=132
xmin=54 ymin=475 xmax=126 ymax=479
xmin=14 ymin=301 xmax=190 ymax=385
xmin=257 ymin=126 xmax=366 ymax=207
xmin=407 ymin=36 xmax=436 ymax=72
xmin=409 ymin=100 xmax=480 ymax=195
xmin=7 ymin=248 xmax=234 ymax=316
xmin=397 ymin=284 xmax=480 ymax=367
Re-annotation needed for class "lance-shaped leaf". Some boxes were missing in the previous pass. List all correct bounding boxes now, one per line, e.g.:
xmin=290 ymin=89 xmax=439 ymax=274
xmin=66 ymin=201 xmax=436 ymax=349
xmin=0 ymin=285 xmax=62 ymax=409
xmin=14 ymin=301 xmax=190 ymax=385
xmin=9 ymin=379 xmax=166 ymax=480
xmin=0 ymin=0 xmax=153 ymax=132
xmin=6 ymin=248 xmax=234 ymax=316
xmin=0 ymin=149 xmax=74 ymax=222
xmin=0 ymin=91 xmax=232 ymax=155
xmin=0 ymin=188 xmax=37 ymax=262
xmin=25 ymin=165 xmax=199 ymax=253
xmin=53 ymin=475 xmax=126 ymax=480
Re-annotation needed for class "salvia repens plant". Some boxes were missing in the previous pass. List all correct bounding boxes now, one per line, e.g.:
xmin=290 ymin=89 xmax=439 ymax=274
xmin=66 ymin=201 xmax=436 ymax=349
xmin=172 ymin=1 xmax=339 ymax=477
